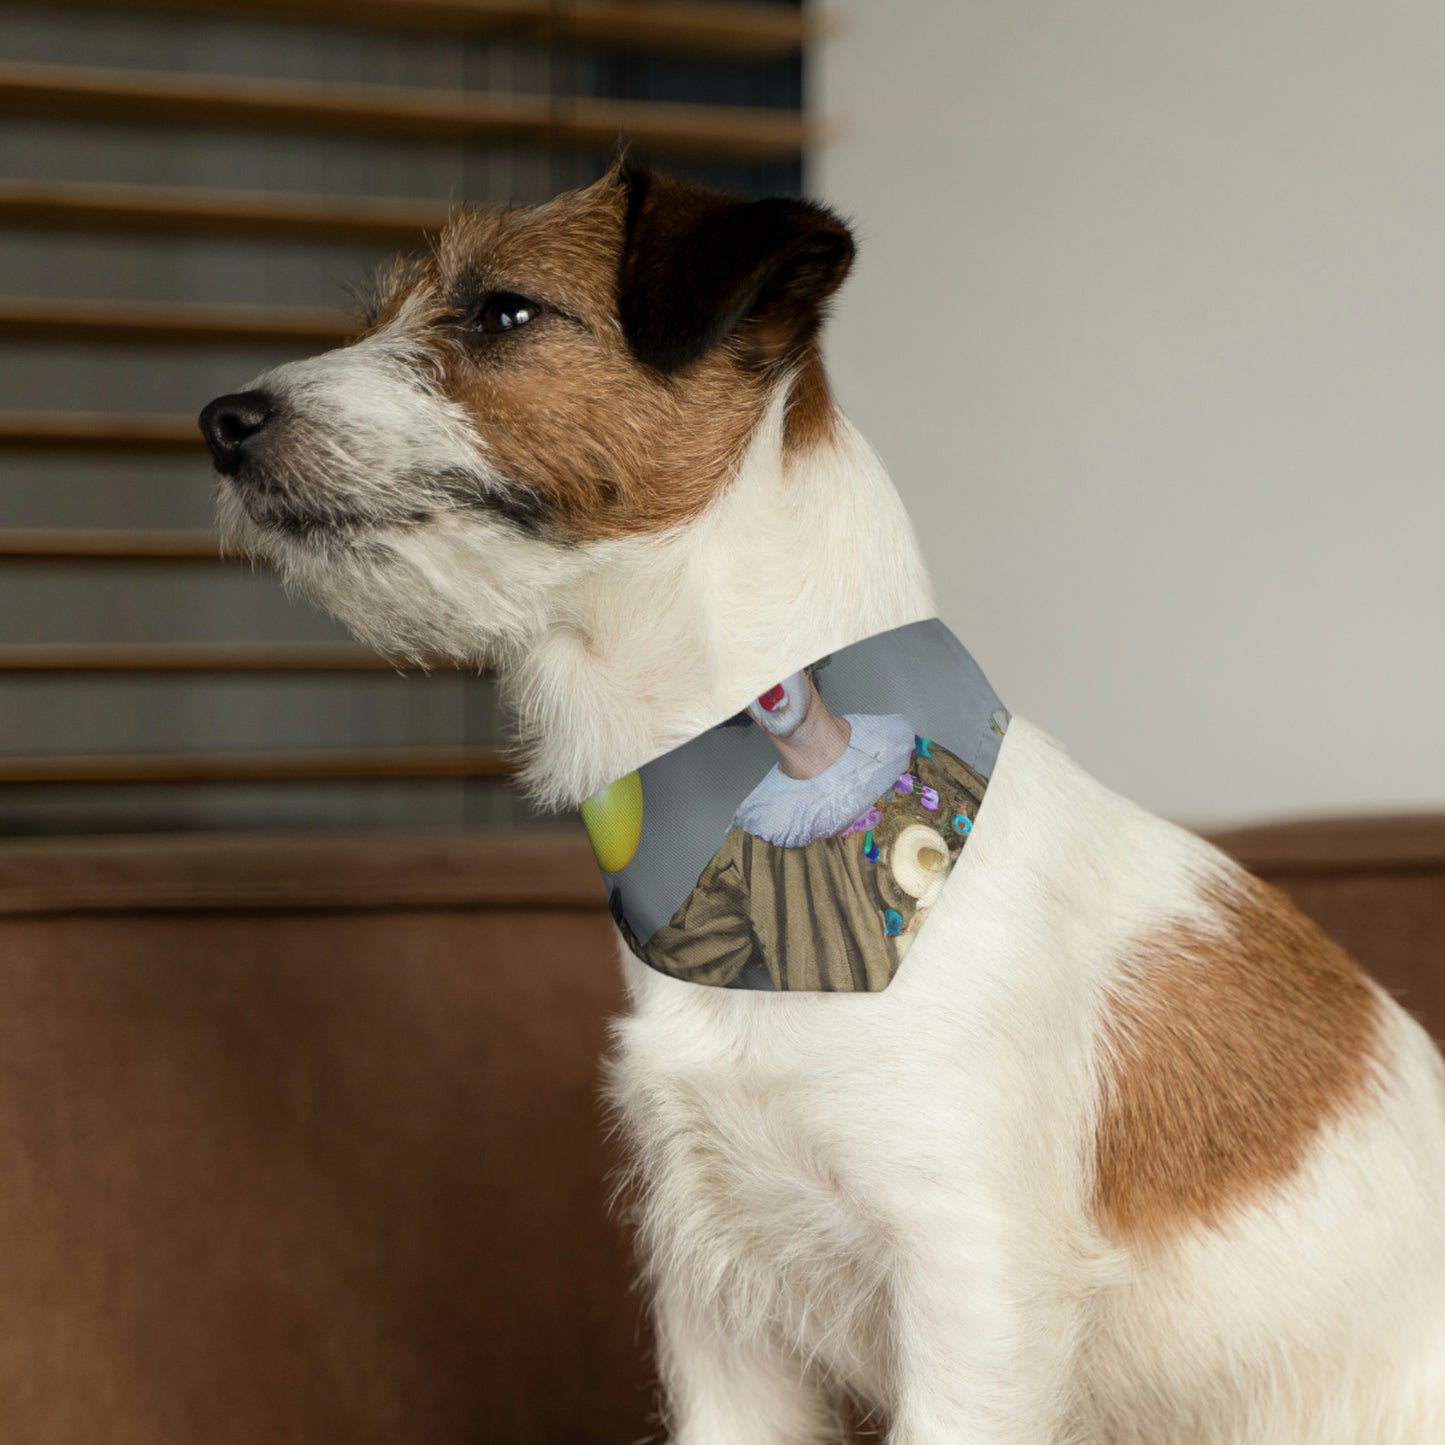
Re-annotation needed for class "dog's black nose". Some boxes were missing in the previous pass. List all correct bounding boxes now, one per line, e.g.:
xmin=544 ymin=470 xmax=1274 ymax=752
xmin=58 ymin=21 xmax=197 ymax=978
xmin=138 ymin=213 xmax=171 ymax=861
xmin=199 ymin=390 xmax=273 ymax=475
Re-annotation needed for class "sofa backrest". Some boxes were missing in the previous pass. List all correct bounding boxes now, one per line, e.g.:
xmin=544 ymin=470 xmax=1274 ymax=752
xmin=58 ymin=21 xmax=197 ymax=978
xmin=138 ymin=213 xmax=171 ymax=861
xmin=0 ymin=830 xmax=650 ymax=1445
xmin=0 ymin=819 xmax=1439 ymax=1442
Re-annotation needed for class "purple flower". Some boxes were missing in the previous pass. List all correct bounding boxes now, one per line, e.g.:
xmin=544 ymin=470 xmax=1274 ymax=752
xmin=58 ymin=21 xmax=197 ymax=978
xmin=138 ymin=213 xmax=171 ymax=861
xmin=841 ymin=806 xmax=882 ymax=838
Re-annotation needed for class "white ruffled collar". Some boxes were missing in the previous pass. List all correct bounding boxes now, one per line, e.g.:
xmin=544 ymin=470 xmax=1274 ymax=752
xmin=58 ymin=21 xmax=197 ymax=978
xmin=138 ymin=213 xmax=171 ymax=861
xmin=732 ymin=713 xmax=916 ymax=847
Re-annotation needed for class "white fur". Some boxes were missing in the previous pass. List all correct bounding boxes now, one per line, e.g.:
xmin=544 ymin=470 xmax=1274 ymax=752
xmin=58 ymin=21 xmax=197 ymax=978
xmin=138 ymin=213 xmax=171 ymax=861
xmin=612 ymin=711 xmax=1445 ymax=1442
xmin=221 ymin=349 xmax=1445 ymax=1441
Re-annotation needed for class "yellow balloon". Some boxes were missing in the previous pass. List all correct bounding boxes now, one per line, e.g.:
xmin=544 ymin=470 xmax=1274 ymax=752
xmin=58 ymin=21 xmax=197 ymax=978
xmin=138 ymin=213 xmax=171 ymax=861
xmin=580 ymin=771 xmax=644 ymax=873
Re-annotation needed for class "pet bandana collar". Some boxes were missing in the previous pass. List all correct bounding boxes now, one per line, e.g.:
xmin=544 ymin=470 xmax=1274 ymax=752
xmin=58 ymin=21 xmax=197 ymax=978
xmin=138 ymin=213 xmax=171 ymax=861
xmin=580 ymin=618 xmax=1009 ymax=992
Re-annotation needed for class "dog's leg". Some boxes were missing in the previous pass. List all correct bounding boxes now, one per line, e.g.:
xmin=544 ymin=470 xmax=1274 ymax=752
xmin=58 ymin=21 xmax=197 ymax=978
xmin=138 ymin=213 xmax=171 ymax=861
xmin=884 ymin=1211 xmax=1089 ymax=1445
xmin=654 ymin=1274 xmax=842 ymax=1445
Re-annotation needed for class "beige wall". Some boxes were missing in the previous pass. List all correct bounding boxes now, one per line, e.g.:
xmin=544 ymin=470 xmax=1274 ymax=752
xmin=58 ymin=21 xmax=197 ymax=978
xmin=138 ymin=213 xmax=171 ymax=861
xmin=813 ymin=1 xmax=1445 ymax=827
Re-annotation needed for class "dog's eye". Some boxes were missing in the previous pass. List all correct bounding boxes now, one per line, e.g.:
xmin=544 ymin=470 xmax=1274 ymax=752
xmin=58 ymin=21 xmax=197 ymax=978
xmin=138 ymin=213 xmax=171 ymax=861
xmin=474 ymin=292 xmax=542 ymax=335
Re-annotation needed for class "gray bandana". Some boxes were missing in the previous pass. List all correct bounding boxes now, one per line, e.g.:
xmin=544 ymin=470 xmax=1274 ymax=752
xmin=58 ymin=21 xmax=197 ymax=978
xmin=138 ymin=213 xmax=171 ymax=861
xmin=580 ymin=618 xmax=1008 ymax=992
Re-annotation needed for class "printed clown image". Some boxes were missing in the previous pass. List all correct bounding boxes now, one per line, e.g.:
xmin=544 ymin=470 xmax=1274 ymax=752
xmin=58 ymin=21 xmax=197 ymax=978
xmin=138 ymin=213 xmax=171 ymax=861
xmin=636 ymin=664 xmax=987 ymax=991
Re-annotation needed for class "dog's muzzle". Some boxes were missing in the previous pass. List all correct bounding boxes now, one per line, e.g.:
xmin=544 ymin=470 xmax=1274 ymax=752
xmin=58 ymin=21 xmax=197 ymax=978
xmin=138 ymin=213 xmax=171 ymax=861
xmin=199 ymin=390 xmax=274 ymax=476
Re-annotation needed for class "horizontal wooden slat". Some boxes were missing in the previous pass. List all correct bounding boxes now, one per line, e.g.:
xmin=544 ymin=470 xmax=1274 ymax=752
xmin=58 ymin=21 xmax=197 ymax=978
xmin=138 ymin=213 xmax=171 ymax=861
xmin=0 ymin=180 xmax=449 ymax=245
xmin=0 ymin=412 xmax=201 ymax=452
xmin=1209 ymin=813 xmax=1445 ymax=875
xmin=0 ymin=746 xmax=512 ymax=784
xmin=0 ymin=643 xmax=426 ymax=672
xmin=2 ymin=813 xmax=1442 ymax=920
xmin=0 ymin=62 xmax=816 ymax=161
xmin=0 ymin=831 xmax=602 ymax=916
xmin=23 ymin=0 xmax=814 ymax=59
xmin=0 ymin=297 xmax=353 ymax=348
xmin=0 ymin=530 xmax=228 ymax=561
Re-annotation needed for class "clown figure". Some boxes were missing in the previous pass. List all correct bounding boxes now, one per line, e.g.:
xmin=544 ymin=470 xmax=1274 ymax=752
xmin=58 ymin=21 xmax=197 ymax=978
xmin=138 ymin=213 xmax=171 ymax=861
xmin=638 ymin=665 xmax=986 ymax=991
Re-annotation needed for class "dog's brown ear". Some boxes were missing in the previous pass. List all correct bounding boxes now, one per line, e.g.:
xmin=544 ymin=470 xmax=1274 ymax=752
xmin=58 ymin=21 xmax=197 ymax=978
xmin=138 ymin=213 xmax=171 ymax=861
xmin=618 ymin=167 xmax=855 ymax=375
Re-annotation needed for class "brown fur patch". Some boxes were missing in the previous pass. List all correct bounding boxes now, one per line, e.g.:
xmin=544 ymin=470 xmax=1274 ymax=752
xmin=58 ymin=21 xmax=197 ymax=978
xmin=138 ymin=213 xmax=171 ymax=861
xmin=1094 ymin=872 xmax=1383 ymax=1247
xmin=783 ymin=342 xmax=840 ymax=453
xmin=618 ymin=168 xmax=853 ymax=379
xmin=364 ymin=171 xmax=843 ymax=541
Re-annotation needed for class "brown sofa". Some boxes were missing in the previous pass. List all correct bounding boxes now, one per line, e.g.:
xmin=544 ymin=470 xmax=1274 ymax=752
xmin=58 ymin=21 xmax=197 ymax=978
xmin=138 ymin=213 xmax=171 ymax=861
xmin=0 ymin=819 xmax=1439 ymax=1443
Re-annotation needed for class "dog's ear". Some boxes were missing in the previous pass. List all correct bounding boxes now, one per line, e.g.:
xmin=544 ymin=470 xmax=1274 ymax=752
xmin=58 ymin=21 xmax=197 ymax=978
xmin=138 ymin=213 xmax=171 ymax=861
xmin=618 ymin=167 xmax=855 ymax=375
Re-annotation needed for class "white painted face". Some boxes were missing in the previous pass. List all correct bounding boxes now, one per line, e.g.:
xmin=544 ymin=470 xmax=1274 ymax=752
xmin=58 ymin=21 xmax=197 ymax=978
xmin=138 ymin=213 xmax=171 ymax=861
xmin=747 ymin=671 xmax=811 ymax=738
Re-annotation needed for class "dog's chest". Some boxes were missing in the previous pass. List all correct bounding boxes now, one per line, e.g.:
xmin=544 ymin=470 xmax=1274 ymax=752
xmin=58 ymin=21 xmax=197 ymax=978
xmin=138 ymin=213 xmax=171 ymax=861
xmin=611 ymin=1004 xmax=899 ymax=1388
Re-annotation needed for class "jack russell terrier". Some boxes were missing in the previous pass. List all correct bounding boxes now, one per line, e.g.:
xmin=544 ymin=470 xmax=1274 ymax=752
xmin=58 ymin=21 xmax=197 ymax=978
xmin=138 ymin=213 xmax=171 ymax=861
xmin=200 ymin=164 xmax=1445 ymax=1443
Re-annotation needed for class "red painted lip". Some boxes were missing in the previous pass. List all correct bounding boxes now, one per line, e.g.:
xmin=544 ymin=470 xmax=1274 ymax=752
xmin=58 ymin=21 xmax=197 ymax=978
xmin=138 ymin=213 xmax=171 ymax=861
xmin=758 ymin=683 xmax=786 ymax=713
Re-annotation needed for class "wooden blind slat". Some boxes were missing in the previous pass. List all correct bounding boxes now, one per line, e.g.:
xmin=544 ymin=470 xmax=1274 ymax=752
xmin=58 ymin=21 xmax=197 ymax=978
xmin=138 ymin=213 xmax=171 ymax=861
xmin=562 ymin=0 xmax=815 ymax=57
xmin=0 ymin=643 xmax=428 ymax=672
xmin=0 ymin=746 xmax=513 ymax=784
xmin=0 ymin=14 xmax=808 ymax=822
xmin=0 ymin=412 xmax=201 ymax=452
xmin=0 ymin=62 xmax=818 ymax=161
xmin=20 ymin=0 xmax=815 ymax=58
xmin=0 ymin=180 xmax=449 ymax=245
xmin=0 ymin=298 xmax=353 ymax=348
xmin=0 ymin=530 xmax=228 ymax=561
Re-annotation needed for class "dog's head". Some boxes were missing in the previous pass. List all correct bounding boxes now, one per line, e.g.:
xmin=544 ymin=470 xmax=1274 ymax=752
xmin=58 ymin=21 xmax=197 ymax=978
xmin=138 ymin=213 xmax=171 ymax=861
xmin=199 ymin=166 xmax=854 ymax=665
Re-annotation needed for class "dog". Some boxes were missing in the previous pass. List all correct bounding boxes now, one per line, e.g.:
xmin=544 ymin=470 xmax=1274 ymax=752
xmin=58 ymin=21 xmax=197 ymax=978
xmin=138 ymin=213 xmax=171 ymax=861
xmin=200 ymin=164 xmax=1445 ymax=1443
